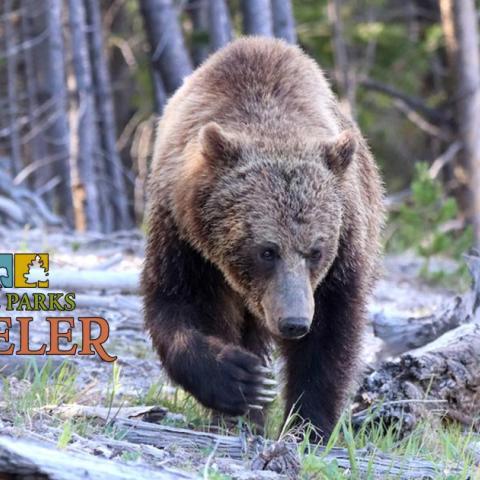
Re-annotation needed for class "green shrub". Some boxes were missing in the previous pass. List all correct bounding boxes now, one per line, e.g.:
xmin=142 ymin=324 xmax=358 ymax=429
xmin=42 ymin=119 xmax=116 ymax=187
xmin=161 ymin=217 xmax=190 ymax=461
xmin=387 ymin=162 xmax=473 ymax=285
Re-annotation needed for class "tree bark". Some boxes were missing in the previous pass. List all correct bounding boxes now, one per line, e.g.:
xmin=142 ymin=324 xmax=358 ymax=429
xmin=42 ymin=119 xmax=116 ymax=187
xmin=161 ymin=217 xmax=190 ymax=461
xmin=372 ymin=295 xmax=473 ymax=356
xmin=21 ymin=0 xmax=51 ymax=200
xmin=439 ymin=0 xmax=480 ymax=246
xmin=139 ymin=0 xmax=193 ymax=94
xmin=152 ymin=71 xmax=168 ymax=114
xmin=271 ymin=0 xmax=296 ymax=44
xmin=67 ymin=0 xmax=102 ymax=232
xmin=85 ymin=0 xmax=132 ymax=231
xmin=4 ymin=0 xmax=22 ymax=176
xmin=208 ymin=0 xmax=233 ymax=51
xmin=327 ymin=0 xmax=356 ymax=116
xmin=354 ymin=322 xmax=480 ymax=434
xmin=240 ymin=0 xmax=273 ymax=36
xmin=40 ymin=0 xmax=74 ymax=221
xmin=187 ymin=0 xmax=209 ymax=66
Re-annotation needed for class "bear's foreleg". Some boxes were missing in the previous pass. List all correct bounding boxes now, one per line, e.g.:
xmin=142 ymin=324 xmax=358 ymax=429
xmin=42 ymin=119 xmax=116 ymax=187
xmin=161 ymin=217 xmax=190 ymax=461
xmin=143 ymin=220 xmax=275 ymax=416
xmin=148 ymin=312 xmax=271 ymax=416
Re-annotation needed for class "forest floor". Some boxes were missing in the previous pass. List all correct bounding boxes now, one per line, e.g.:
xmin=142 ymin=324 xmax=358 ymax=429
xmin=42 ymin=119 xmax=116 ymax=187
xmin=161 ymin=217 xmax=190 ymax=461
xmin=0 ymin=228 xmax=477 ymax=479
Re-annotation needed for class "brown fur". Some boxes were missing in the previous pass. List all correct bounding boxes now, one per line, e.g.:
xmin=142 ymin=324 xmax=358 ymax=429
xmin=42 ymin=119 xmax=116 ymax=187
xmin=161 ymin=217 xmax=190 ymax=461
xmin=142 ymin=37 xmax=384 ymax=441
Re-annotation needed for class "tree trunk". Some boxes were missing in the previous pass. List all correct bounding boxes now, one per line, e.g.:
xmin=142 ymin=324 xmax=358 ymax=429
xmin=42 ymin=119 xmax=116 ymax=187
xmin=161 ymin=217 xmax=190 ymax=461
xmin=85 ymin=0 xmax=132 ymax=231
xmin=439 ymin=0 xmax=480 ymax=246
xmin=187 ymin=0 xmax=209 ymax=66
xmin=40 ymin=0 xmax=74 ymax=222
xmin=67 ymin=0 xmax=102 ymax=232
xmin=208 ymin=0 xmax=233 ymax=51
xmin=327 ymin=0 xmax=356 ymax=116
xmin=152 ymin=71 xmax=168 ymax=114
xmin=139 ymin=0 xmax=193 ymax=94
xmin=4 ymin=0 xmax=22 ymax=176
xmin=271 ymin=0 xmax=296 ymax=44
xmin=240 ymin=0 xmax=273 ymax=36
xmin=21 ymin=0 xmax=51 ymax=200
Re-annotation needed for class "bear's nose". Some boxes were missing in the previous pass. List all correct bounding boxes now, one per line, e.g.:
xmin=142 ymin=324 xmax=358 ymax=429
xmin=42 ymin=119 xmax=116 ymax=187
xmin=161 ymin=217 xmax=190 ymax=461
xmin=279 ymin=317 xmax=310 ymax=339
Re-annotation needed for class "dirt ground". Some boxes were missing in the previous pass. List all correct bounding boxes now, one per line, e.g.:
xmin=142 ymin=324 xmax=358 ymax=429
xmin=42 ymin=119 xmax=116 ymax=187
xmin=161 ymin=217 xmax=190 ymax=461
xmin=0 ymin=227 xmax=460 ymax=478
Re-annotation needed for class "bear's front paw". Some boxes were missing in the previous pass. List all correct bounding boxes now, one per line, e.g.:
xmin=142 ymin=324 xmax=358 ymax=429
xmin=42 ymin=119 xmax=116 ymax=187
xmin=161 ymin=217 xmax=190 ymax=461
xmin=213 ymin=345 xmax=277 ymax=416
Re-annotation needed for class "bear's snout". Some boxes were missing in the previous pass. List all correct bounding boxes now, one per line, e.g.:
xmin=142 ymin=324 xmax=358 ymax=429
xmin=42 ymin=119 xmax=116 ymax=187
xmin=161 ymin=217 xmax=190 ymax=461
xmin=278 ymin=317 xmax=310 ymax=339
xmin=261 ymin=266 xmax=314 ymax=339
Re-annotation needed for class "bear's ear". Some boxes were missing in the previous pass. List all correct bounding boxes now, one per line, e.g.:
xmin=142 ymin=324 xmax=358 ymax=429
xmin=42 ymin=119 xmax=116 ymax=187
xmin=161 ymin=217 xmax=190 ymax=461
xmin=199 ymin=122 xmax=240 ymax=168
xmin=324 ymin=130 xmax=357 ymax=175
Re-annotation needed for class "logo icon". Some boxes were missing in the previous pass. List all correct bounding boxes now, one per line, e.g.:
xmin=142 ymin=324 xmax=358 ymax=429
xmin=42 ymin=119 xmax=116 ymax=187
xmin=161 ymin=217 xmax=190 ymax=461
xmin=0 ymin=254 xmax=14 ymax=288
xmin=14 ymin=253 xmax=49 ymax=288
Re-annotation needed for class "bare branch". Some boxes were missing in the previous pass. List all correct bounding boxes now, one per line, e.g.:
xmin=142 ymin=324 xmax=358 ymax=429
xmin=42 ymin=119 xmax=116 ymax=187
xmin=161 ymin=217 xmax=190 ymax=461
xmin=360 ymin=78 xmax=450 ymax=126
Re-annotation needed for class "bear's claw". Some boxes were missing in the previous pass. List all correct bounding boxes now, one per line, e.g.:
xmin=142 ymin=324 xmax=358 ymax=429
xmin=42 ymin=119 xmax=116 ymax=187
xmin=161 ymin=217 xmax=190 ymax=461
xmin=261 ymin=378 xmax=278 ymax=386
xmin=254 ymin=365 xmax=272 ymax=375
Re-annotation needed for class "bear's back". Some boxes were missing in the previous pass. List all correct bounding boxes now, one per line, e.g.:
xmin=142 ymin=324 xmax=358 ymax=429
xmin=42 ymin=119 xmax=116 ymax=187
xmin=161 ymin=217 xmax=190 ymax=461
xmin=189 ymin=37 xmax=339 ymax=132
xmin=152 ymin=38 xmax=342 ymax=174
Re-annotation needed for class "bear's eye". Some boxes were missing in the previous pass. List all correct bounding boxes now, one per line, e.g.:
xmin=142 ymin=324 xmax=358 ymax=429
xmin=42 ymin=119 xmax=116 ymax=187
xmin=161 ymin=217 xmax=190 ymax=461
xmin=309 ymin=248 xmax=322 ymax=261
xmin=260 ymin=248 xmax=277 ymax=261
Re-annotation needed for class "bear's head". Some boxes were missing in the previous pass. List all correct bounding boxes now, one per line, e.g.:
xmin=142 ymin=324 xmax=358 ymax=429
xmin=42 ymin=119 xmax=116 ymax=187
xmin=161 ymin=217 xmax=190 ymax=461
xmin=177 ymin=122 xmax=357 ymax=340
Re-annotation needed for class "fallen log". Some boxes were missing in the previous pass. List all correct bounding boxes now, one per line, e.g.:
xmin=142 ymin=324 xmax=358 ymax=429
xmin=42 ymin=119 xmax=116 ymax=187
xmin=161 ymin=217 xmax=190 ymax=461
xmin=44 ymin=405 xmax=464 ymax=479
xmin=353 ymin=322 xmax=480 ymax=433
xmin=372 ymin=250 xmax=480 ymax=355
xmin=47 ymin=269 xmax=140 ymax=294
xmin=0 ymin=436 xmax=196 ymax=479
xmin=372 ymin=294 xmax=473 ymax=356
xmin=116 ymin=417 xmax=464 ymax=478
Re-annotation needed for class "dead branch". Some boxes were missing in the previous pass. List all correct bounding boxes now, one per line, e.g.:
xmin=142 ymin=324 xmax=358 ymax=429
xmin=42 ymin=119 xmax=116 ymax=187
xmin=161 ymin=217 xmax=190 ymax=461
xmin=360 ymin=78 xmax=449 ymax=127
xmin=394 ymin=100 xmax=452 ymax=140
xmin=0 ymin=175 xmax=62 ymax=227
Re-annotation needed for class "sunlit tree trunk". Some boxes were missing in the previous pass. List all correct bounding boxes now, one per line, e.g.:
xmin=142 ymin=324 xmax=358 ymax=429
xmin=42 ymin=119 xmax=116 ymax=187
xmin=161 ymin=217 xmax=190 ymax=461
xmin=439 ymin=0 xmax=480 ymax=245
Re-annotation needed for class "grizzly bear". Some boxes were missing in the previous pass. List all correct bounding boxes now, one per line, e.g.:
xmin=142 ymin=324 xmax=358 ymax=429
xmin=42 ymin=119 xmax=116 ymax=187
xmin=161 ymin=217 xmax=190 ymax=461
xmin=142 ymin=37 xmax=384 ymax=441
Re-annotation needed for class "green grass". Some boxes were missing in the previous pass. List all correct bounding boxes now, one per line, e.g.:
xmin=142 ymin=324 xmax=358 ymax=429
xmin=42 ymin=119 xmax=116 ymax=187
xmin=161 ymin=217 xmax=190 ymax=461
xmin=127 ymin=377 xmax=479 ymax=479
xmin=2 ymin=360 xmax=79 ymax=426
xmin=1 ymin=359 xmax=132 ymax=445
xmin=3 ymin=360 xmax=477 ymax=478
xmin=297 ymin=411 xmax=479 ymax=479
xmin=129 ymin=381 xmax=479 ymax=478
